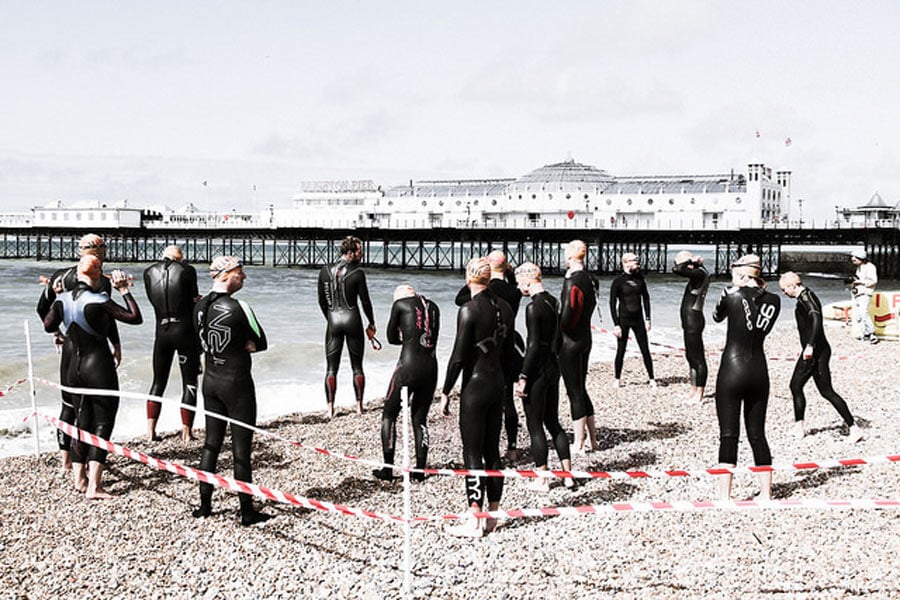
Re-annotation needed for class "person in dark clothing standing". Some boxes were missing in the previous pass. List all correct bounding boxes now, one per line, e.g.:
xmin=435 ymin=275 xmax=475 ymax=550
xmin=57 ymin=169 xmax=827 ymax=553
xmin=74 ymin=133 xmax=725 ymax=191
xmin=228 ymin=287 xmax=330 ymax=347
xmin=42 ymin=255 xmax=142 ymax=498
xmin=513 ymin=262 xmax=574 ymax=492
xmin=318 ymin=236 xmax=377 ymax=418
xmin=609 ymin=252 xmax=655 ymax=388
xmin=36 ymin=233 xmax=120 ymax=474
xmin=374 ymin=284 xmax=440 ymax=482
xmin=779 ymin=272 xmax=863 ymax=442
xmin=440 ymin=257 xmax=515 ymax=537
xmin=559 ymin=240 xmax=599 ymax=454
xmin=672 ymin=250 xmax=710 ymax=402
xmin=455 ymin=250 xmax=523 ymax=462
xmin=144 ymin=245 xmax=201 ymax=442
xmin=192 ymin=256 xmax=271 ymax=526
xmin=712 ymin=254 xmax=780 ymax=501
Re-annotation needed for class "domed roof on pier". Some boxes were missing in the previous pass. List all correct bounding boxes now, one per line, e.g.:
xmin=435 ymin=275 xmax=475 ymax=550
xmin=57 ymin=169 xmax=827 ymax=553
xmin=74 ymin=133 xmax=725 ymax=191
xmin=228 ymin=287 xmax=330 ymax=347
xmin=514 ymin=159 xmax=615 ymax=186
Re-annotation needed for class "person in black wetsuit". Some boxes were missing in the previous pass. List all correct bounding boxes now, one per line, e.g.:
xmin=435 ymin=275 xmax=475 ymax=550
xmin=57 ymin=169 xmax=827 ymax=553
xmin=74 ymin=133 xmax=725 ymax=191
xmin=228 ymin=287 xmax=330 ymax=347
xmin=609 ymin=252 xmax=655 ymax=388
xmin=42 ymin=255 xmax=142 ymax=498
xmin=513 ymin=262 xmax=575 ymax=492
xmin=439 ymin=257 xmax=515 ymax=537
xmin=454 ymin=250 xmax=523 ymax=462
xmin=192 ymin=256 xmax=271 ymax=526
xmin=712 ymin=254 xmax=780 ymax=501
xmin=318 ymin=236 xmax=377 ymax=418
xmin=373 ymin=284 xmax=440 ymax=482
xmin=36 ymin=233 xmax=120 ymax=474
xmin=559 ymin=240 xmax=599 ymax=454
xmin=672 ymin=250 xmax=710 ymax=403
xmin=778 ymin=272 xmax=863 ymax=443
xmin=144 ymin=245 xmax=201 ymax=442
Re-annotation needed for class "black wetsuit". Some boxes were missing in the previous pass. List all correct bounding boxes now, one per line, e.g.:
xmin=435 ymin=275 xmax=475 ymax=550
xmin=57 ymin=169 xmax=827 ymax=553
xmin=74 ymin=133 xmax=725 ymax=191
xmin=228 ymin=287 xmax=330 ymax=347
xmin=609 ymin=271 xmax=654 ymax=380
xmin=559 ymin=270 xmax=597 ymax=421
xmin=37 ymin=266 xmax=120 ymax=452
xmin=672 ymin=261 xmax=710 ymax=387
xmin=442 ymin=289 xmax=515 ymax=509
xmin=379 ymin=294 xmax=440 ymax=480
xmin=193 ymin=291 xmax=267 ymax=516
xmin=789 ymin=287 xmax=854 ymax=426
xmin=713 ymin=285 xmax=780 ymax=466
xmin=144 ymin=259 xmax=200 ymax=426
xmin=520 ymin=291 xmax=570 ymax=467
xmin=456 ymin=275 xmax=523 ymax=454
xmin=317 ymin=259 xmax=375 ymax=406
xmin=42 ymin=282 xmax=142 ymax=464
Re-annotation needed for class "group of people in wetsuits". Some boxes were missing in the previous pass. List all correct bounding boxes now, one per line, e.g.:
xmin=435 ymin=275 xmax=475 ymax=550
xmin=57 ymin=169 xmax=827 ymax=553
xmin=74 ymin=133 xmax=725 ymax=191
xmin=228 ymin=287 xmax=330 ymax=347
xmin=37 ymin=233 xmax=865 ymax=529
xmin=38 ymin=235 xmax=271 ymax=525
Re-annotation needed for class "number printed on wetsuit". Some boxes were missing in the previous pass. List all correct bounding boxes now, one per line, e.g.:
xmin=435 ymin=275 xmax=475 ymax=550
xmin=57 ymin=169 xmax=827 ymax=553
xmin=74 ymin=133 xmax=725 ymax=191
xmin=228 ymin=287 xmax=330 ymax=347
xmin=756 ymin=302 xmax=776 ymax=331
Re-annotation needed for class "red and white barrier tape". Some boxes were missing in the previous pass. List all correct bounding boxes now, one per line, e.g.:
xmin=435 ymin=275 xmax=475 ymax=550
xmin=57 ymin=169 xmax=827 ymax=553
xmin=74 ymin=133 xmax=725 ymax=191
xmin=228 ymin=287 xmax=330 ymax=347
xmin=0 ymin=378 xmax=27 ymax=398
xmin=33 ymin=376 xmax=899 ymax=482
xmin=40 ymin=413 xmax=408 ymax=522
xmin=437 ymin=497 xmax=900 ymax=522
xmin=34 ymin=376 xmax=393 ymax=471
xmin=36 ymin=412 xmax=900 ymax=523
xmin=420 ymin=454 xmax=900 ymax=481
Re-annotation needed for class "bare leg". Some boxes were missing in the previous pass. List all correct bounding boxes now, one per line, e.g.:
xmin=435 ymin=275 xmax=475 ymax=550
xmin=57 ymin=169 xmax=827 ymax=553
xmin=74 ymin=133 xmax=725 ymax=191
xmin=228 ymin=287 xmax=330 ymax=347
xmin=181 ymin=425 xmax=195 ymax=443
xmin=756 ymin=471 xmax=772 ymax=501
xmin=60 ymin=449 xmax=72 ymax=474
xmin=562 ymin=458 xmax=576 ymax=489
xmin=483 ymin=500 xmax=500 ymax=534
xmin=147 ymin=418 xmax=160 ymax=441
xmin=794 ymin=420 xmax=806 ymax=439
xmin=717 ymin=464 xmax=734 ymax=501
xmin=85 ymin=461 xmax=113 ymax=500
xmin=526 ymin=466 xmax=550 ymax=491
xmin=585 ymin=415 xmax=598 ymax=451
xmin=572 ymin=417 xmax=586 ymax=455
xmin=72 ymin=462 xmax=87 ymax=493
xmin=327 ymin=402 xmax=336 ymax=420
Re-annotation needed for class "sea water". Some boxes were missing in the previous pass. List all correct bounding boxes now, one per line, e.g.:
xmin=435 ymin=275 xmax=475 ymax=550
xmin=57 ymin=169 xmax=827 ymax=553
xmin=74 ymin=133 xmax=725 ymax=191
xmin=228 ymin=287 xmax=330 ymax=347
xmin=0 ymin=257 xmax=880 ymax=457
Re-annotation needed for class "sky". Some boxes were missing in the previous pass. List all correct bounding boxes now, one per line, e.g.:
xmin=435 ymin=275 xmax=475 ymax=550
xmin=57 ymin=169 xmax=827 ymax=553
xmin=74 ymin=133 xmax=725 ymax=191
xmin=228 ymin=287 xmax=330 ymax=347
xmin=2 ymin=1 xmax=899 ymax=221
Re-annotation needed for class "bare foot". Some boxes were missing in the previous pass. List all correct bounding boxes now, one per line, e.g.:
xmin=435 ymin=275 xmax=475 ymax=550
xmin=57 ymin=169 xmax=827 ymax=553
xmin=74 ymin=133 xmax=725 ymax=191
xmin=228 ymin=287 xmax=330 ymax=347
xmin=181 ymin=427 xmax=195 ymax=443
xmin=86 ymin=488 xmax=114 ymax=500
xmin=74 ymin=478 xmax=88 ymax=494
xmin=445 ymin=515 xmax=486 ymax=538
xmin=356 ymin=401 xmax=364 ymax=415
xmin=327 ymin=403 xmax=336 ymax=420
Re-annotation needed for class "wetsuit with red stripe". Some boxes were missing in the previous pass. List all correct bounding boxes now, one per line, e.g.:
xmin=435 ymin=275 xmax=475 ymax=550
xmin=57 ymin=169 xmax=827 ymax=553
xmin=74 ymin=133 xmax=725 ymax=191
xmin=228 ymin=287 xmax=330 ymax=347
xmin=378 ymin=294 xmax=440 ymax=480
xmin=318 ymin=259 xmax=375 ymax=406
xmin=559 ymin=269 xmax=597 ymax=421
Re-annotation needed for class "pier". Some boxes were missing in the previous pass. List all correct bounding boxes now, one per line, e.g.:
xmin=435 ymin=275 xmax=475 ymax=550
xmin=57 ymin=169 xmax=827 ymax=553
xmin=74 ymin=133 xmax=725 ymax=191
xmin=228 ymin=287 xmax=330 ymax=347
xmin=3 ymin=225 xmax=898 ymax=278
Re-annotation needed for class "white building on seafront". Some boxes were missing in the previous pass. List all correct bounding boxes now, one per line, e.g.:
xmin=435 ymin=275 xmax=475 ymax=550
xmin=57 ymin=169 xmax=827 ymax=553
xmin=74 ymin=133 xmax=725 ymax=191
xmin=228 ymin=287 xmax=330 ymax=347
xmin=286 ymin=159 xmax=791 ymax=230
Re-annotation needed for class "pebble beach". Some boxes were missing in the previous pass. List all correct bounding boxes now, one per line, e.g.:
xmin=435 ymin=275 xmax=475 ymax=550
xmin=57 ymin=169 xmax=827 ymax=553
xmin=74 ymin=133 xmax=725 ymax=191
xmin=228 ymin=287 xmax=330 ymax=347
xmin=1 ymin=322 xmax=898 ymax=599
